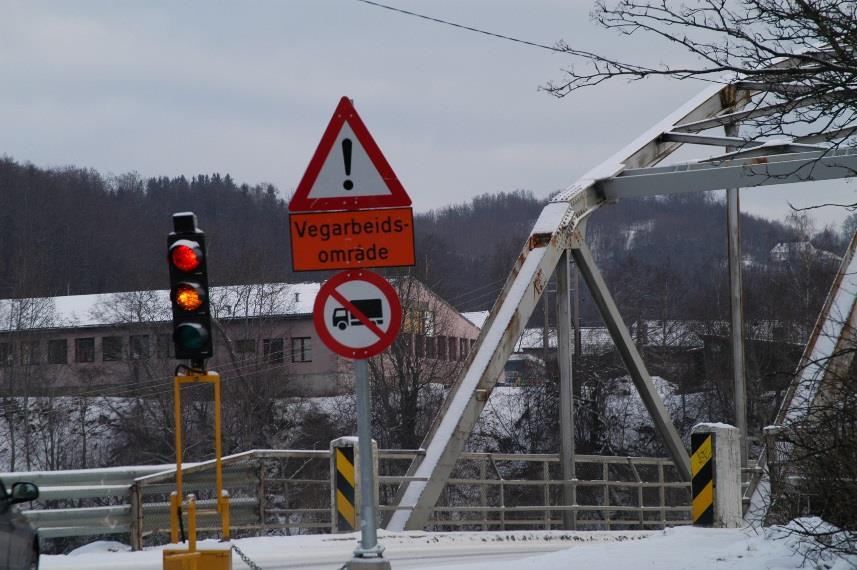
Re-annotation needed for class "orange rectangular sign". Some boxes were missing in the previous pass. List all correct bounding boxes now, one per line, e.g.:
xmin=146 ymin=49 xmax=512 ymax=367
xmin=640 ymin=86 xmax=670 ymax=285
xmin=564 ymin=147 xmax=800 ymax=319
xmin=289 ymin=207 xmax=415 ymax=271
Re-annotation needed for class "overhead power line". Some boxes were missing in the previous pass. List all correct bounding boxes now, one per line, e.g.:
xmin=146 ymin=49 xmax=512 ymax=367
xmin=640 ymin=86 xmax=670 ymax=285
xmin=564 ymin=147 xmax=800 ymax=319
xmin=353 ymin=0 xmax=565 ymax=54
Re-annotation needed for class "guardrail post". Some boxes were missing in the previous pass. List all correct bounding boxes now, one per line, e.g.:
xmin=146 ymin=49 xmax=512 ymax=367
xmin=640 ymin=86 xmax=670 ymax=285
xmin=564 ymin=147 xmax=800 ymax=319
xmin=130 ymin=482 xmax=143 ymax=551
xmin=603 ymin=461 xmax=610 ymax=530
xmin=763 ymin=425 xmax=783 ymax=500
xmin=479 ymin=460 xmax=487 ymax=531
xmin=257 ymin=461 xmax=266 ymax=534
xmin=658 ymin=462 xmax=666 ymax=529
xmin=543 ymin=461 xmax=550 ymax=530
xmin=628 ymin=458 xmax=644 ymax=528
xmin=331 ymin=436 xmax=378 ymax=533
xmin=691 ymin=423 xmax=742 ymax=527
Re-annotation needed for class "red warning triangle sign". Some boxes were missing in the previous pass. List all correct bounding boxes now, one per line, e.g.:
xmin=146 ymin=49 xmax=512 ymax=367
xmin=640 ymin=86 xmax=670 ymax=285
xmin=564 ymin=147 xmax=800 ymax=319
xmin=289 ymin=97 xmax=412 ymax=212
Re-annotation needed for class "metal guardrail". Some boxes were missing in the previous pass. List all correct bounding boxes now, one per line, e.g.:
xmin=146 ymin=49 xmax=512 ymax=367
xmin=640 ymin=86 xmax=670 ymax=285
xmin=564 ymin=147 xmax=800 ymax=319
xmin=378 ymin=451 xmax=691 ymax=530
xmin=1 ymin=448 xmax=691 ymax=550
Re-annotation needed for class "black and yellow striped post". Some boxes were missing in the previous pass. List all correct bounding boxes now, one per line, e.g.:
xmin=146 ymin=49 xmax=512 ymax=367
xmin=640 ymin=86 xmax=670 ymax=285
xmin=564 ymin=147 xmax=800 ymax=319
xmin=334 ymin=444 xmax=357 ymax=532
xmin=331 ymin=436 xmax=381 ymax=534
xmin=691 ymin=432 xmax=715 ymax=526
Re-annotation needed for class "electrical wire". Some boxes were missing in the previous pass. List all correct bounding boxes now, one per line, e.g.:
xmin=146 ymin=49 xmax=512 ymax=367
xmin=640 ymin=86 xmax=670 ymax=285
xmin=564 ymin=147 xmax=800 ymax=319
xmin=353 ymin=0 xmax=566 ymax=54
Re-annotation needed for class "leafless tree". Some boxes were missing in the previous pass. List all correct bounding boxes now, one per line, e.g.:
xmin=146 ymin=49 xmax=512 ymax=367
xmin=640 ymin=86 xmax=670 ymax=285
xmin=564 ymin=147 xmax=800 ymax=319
xmin=764 ymin=339 xmax=857 ymax=557
xmin=209 ymin=283 xmax=302 ymax=453
xmin=368 ymin=277 xmax=468 ymax=450
xmin=547 ymin=0 xmax=857 ymax=150
xmin=0 ymin=296 xmax=62 ymax=470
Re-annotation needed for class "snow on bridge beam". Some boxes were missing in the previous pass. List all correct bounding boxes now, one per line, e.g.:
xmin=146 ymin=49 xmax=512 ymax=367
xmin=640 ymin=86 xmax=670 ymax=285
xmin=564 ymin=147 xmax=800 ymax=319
xmin=600 ymin=147 xmax=857 ymax=201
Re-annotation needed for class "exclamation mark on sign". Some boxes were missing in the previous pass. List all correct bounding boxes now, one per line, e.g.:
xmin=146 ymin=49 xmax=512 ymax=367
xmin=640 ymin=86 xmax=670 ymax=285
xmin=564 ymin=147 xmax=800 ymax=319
xmin=342 ymin=138 xmax=353 ymax=190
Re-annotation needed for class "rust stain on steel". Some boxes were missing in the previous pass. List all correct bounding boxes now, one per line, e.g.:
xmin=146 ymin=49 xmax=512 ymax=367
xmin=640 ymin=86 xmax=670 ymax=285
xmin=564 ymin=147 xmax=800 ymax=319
xmin=719 ymin=84 xmax=737 ymax=109
xmin=751 ymin=157 xmax=769 ymax=165
xmin=510 ymin=250 xmax=527 ymax=279
xmin=533 ymin=268 xmax=546 ymax=299
xmin=528 ymin=233 xmax=552 ymax=250
xmin=502 ymin=312 xmax=521 ymax=349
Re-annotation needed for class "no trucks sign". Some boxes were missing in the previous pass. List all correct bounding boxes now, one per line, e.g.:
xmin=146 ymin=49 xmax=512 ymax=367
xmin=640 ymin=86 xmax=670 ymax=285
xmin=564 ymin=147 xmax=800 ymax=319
xmin=289 ymin=96 xmax=415 ymax=272
xmin=313 ymin=269 xmax=402 ymax=358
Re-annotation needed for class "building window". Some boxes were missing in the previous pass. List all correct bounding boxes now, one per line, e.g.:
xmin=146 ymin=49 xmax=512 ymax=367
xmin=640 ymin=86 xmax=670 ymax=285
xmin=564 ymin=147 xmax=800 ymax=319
xmin=448 ymin=337 xmax=458 ymax=361
xmin=426 ymin=336 xmax=436 ymax=359
xmin=437 ymin=336 xmax=447 ymax=361
xmin=75 ymin=338 xmax=95 ymax=363
xmin=460 ymin=338 xmax=469 ymax=360
xmin=102 ymin=336 xmax=124 ymax=361
xmin=130 ymin=335 xmax=150 ymax=360
xmin=235 ymin=339 xmax=256 ymax=355
xmin=291 ymin=337 xmax=312 ymax=363
xmin=0 ymin=343 xmax=11 ymax=366
xmin=415 ymin=335 xmax=425 ymax=358
xmin=156 ymin=334 xmax=173 ymax=359
xmin=47 ymin=339 xmax=68 ymax=365
xmin=263 ymin=338 xmax=284 ymax=364
xmin=20 ymin=341 xmax=39 ymax=366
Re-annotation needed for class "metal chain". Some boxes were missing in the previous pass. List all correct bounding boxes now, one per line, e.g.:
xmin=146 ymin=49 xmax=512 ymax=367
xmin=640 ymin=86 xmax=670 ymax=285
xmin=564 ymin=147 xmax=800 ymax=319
xmin=232 ymin=543 xmax=265 ymax=570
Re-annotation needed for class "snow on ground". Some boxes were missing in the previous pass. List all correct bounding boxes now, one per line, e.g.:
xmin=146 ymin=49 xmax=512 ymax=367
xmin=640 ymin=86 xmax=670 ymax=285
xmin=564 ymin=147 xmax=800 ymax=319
xmin=42 ymin=525 xmax=856 ymax=570
xmin=442 ymin=526 xmax=856 ymax=570
xmin=43 ymin=530 xmax=645 ymax=569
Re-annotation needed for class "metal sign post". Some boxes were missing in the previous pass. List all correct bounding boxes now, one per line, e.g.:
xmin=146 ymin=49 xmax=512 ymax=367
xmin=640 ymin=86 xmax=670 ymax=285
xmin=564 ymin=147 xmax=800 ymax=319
xmin=353 ymin=358 xmax=383 ymax=560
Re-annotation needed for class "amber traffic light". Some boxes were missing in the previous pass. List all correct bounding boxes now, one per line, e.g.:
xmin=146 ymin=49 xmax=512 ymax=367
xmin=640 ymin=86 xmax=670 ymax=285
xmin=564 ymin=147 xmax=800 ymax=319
xmin=167 ymin=212 xmax=213 ymax=364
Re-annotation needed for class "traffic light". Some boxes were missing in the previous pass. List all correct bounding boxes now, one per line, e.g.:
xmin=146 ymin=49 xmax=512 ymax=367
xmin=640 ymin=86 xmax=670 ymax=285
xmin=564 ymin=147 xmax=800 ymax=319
xmin=167 ymin=212 xmax=213 ymax=363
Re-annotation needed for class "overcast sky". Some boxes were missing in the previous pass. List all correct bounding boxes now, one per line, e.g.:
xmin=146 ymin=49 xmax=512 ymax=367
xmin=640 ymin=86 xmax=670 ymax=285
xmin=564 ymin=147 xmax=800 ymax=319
xmin=2 ymin=1 xmax=854 ymax=229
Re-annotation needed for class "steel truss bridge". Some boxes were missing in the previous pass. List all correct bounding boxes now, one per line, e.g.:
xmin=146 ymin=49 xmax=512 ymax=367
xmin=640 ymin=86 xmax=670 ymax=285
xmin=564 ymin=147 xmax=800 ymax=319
xmin=385 ymin=52 xmax=857 ymax=530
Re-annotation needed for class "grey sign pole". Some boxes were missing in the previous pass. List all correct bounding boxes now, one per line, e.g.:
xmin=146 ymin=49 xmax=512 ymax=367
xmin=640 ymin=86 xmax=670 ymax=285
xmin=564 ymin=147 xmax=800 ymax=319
xmin=348 ymin=358 xmax=390 ymax=569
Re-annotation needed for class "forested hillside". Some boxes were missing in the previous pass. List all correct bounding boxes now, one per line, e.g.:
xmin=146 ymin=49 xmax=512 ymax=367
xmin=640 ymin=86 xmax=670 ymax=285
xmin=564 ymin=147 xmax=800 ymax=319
xmin=0 ymin=157 xmax=844 ymax=329
xmin=0 ymin=158 xmax=292 ymax=298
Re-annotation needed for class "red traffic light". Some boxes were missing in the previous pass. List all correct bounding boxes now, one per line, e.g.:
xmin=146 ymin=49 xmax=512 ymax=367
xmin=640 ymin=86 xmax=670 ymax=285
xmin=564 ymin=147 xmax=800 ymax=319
xmin=170 ymin=240 xmax=203 ymax=272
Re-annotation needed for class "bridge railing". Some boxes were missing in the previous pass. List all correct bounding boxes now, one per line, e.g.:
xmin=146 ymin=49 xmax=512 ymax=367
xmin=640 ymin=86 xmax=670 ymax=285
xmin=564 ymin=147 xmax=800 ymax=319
xmin=377 ymin=451 xmax=692 ymax=531
xmin=2 ymin=448 xmax=690 ymax=551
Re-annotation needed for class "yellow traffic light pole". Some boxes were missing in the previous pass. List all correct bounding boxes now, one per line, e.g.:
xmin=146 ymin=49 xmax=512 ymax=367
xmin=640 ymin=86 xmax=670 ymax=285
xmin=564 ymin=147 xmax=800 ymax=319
xmin=165 ymin=370 xmax=232 ymax=570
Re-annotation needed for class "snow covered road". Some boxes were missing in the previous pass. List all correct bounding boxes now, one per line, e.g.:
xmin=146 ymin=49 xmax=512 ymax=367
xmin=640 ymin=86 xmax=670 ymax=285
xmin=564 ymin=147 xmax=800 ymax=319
xmin=43 ymin=530 xmax=650 ymax=569
xmin=43 ymin=525 xmax=857 ymax=569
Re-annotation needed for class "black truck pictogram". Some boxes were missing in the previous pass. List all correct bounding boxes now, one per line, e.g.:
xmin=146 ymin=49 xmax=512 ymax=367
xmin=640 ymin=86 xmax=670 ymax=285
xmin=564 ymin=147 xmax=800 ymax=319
xmin=332 ymin=299 xmax=384 ymax=330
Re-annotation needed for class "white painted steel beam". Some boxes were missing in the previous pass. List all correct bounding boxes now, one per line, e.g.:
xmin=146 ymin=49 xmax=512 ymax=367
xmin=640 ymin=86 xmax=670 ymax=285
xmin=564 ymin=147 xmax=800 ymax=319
xmin=661 ymin=132 xmax=765 ymax=148
xmin=672 ymin=94 xmax=826 ymax=132
xmin=556 ymin=251 xmax=576 ymax=529
xmin=600 ymin=148 xmax=857 ymax=200
xmin=795 ymin=125 xmax=857 ymax=144
xmin=569 ymin=239 xmax=691 ymax=480
xmin=724 ymin=121 xmax=749 ymax=467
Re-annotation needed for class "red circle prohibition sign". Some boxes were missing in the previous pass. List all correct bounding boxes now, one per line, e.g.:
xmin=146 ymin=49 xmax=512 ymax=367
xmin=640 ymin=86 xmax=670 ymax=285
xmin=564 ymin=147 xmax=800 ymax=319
xmin=313 ymin=269 xmax=402 ymax=359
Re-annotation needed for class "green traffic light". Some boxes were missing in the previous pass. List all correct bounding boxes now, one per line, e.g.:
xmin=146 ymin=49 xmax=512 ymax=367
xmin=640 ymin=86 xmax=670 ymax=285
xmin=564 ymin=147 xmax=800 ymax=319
xmin=175 ymin=323 xmax=209 ymax=350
